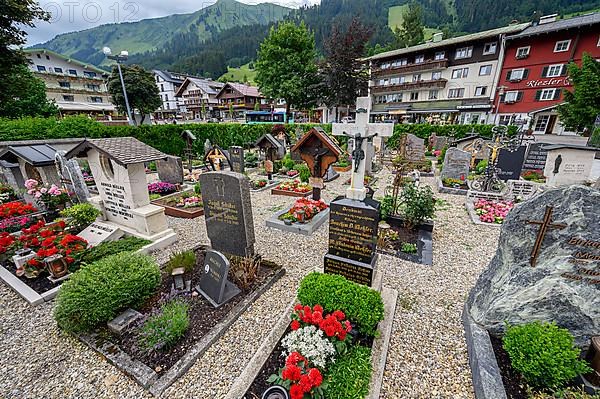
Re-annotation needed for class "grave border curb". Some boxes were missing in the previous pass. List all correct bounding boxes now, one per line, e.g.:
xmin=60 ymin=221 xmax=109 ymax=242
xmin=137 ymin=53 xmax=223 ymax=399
xmin=265 ymin=207 xmax=330 ymax=236
xmin=436 ymin=176 xmax=468 ymax=196
xmin=465 ymin=201 xmax=503 ymax=228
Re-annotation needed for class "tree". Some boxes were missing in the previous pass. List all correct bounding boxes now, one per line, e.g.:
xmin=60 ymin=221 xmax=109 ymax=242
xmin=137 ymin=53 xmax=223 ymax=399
xmin=107 ymin=65 xmax=162 ymax=125
xmin=394 ymin=1 xmax=425 ymax=48
xmin=558 ymin=53 xmax=600 ymax=133
xmin=1 ymin=0 xmax=50 ymax=110
xmin=318 ymin=18 xmax=373 ymax=121
xmin=0 ymin=65 xmax=58 ymax=118
xmin=255 ymin=21 xmax=319 ymax=118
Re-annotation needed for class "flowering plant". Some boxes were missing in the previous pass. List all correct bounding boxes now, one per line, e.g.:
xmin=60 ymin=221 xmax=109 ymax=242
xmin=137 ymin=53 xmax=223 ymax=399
xmin=253 ymin=179 xmax=268 ymax=189
xmin=0 ymin=184 xmax=16 ymax=204
xmin=276 ymin=180 xmax=311 ymax=193
xmin=522 ymin=169 xmax=545 ymax=182
xmin=267 ymin=352 xmax=326 ymax=399
xmin=292 ymin=304 xmax=352 ymax=351
xmin=433 ymin=149 xmax=442 ymax=157
xmin=148 ymin=181 xmax=177 ymax=195
xmin=279 ymin=199 xmax=328 ymax=223
xmin=82 ymin=171 xmax=95 ymax=185
xmin=282 ymin=325 xmax=336 ymax=368
xmin=287 ymin=170 xmax=300 ymax=177
xmin=474 ymin=199 xmax=514 ymax=224
xmin=0 ymin=232 xmax=16 ymax=262
xmin=0 ymin=201 xmax=39 ymax=233
xmin=25 ymin=179 xmax=71 ymax=211
xmin=175 ymin=195 xmax=203 ymax=209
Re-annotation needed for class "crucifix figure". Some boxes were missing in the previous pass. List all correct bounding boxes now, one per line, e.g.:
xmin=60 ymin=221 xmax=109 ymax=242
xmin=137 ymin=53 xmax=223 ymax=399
xmin=527 ymin=205 xmax=567 ymax=267
xmin=332 ymin=97 xmax=394 ymax=201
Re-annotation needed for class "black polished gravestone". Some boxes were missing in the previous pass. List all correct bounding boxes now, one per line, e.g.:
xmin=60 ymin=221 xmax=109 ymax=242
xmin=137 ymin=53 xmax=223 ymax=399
xmin=199 ymin=171 xmax=255 ymax=258
xmin=522 ymin=142 xmax=549 ymax=171
xmin=496 ymin=146 xmax=526 ymax=181
xmin=324 ymin=196 xmax=380 ymax=286
xmin=196 ymin=249 xmax=241 ymax=308
xmin=230 ymin=146 xmax=245 ymax=174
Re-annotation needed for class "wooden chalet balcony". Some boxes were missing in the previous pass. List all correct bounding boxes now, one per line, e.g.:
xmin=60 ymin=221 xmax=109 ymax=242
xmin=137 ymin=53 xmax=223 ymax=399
xmin=371 ymin=78 xmax=448 ymax=93
xmin=372 ymin=59 xmax=449 ymax=76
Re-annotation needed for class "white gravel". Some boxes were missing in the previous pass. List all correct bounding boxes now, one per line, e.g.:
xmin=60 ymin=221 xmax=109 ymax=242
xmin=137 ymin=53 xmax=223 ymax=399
xmin=0 ymin=168 xmax=500 ymax=398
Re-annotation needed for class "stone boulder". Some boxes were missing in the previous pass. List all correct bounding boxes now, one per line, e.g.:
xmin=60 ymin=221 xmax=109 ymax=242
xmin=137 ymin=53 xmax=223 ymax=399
xmin=467 ymin=185 xmax=600 ymax=347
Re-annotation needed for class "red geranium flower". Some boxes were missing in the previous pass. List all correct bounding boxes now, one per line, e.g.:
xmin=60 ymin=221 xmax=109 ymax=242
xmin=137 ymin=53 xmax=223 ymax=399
xmin=289 ymin=384 xmax=304 ymax=399
xmin=291 ymin=320 xmax=300 ymax=331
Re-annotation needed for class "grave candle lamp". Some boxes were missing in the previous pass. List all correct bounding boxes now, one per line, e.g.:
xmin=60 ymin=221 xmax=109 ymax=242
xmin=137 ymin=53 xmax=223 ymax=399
xmin=296 ymin=209 xmax=306 ymax=223
xmin=44 ymin=254 xmax=69 ymax=279
xmin=262 ymin=385 xmax=289 ymax=399
xmin=171 ymin=267 xmax=186 ymax=291
xmin=378 ymin=222 xmax=391 ymax=248
xmin=586 ymin=337 xmax=600 ymax=380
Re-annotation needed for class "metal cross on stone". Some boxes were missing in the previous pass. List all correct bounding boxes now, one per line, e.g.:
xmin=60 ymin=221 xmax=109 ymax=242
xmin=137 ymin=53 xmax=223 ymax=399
xmin=527 ymin=205 xmax=567 ymax=267
xmin=332 ymin=97 xmax=394 ymax=201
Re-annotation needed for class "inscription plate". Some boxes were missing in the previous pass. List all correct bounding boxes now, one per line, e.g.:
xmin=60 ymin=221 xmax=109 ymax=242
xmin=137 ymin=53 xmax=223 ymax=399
xmin=496 ymin=146 xmax=526 ymax=181
xmin=324 ymin=254 xmax=375 ymax=286
xmin=522 ymin=143 xmax=549 ymax=171
xmin=230 ymin=146 xmax=245 ymax=174
xmin=562 ymin=237 xmax=600 ymax=285
xmin=196 ymin=250 xmax=241 ymax=307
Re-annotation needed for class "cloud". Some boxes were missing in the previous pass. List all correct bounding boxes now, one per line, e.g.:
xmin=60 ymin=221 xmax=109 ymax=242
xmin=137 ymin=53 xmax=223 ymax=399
xmin=25 ymin=0 xmax=321 ymax=45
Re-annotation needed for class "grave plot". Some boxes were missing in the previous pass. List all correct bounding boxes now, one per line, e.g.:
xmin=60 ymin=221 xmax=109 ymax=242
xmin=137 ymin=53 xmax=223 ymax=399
xmin=151 ymin=187 xmax=204 ymax=219
xmin=465 ymin=185 xmax=600 ymax=398
xmin=271 ymin=180 xmax=313 ymax=198
xmin=437 ymin=147 xmax=471 ymax=195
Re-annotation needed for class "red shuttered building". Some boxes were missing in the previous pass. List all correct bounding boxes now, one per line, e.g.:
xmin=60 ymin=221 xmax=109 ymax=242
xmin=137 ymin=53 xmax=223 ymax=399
xmin=494 ymin=13 xmax=600 ymax=135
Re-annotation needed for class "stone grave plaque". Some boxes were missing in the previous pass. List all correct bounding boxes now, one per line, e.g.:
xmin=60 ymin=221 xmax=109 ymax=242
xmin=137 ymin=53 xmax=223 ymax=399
xmin=406 ymin=134 xmax=426 ymax=162
xmin=157 ymin=156 xmax=184 ymax=185
xmin=496 ymin=146 xmax=526 ymax=181
xmin=441 ymin=148 xmax=470 ymax=181
xmin=196 ymin=249 xmax=241 ymax=308
xmin=434 ymin=136 xmax=448 ymax=150
xmin=77 ymin=221 xmax=123 ymax=247
xmin=199 ymin=171 xmax=255 ymax=257
xmin=230 ymin=146 xmax=245 ymax=174
xmin=467 ymin=185 xmax=600 ymax=346
xmin=108 ymin=308 xmax=142 ymax=335
xmin=522 ymin=143 xmax=549 ymax=171
xmin=324 ymin=254 xmax=374 ymax=287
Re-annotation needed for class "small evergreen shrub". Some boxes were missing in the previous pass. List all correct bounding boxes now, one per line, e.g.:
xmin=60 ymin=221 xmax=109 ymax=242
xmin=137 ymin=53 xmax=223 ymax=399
xmin=139 ymin=300 xmax=189 ymax=351
xmin=80 ymin=236 xmax=151 ymax=264
xmin=54 ymin=252 xmax=161 ymax=333
xmin=503 ymin=321 xmax=592 ymax=389
xmin=165 ymin=250 xmax=196 ymax=274
xmin=59 ymin=203 xmax=101 ymax=228
xmin=297 ymin=272 xmax=384 ymax=336
xmin=296 ymin=164 xmax=311 ymax=183
xmin=323 ymin=345 xmax=372 ymax=399
xmin=400 ymin=184 xmax=436 ymax=229
xmin=475 ymin=159 xmax=488 ymax=174
xmin=282 ymin=153 xmax=296 ymax=170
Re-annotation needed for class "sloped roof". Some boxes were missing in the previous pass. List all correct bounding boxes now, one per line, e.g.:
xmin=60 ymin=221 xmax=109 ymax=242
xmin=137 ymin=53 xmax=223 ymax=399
xmin=23 ymin=48 xmax=107 ymax=75
xmin=291 ymin=127 xmax=342 ymax=157
xmin=364 ymin=23 xmax=530 ymax=61
xmin=508 ymin=13 xmax=600 ymax=40
xmin=217 ymin=82 xmax=263 ymax=98
xmin=0 ymin=144 xmax=58 ymax=166
xmin=153 ymin=70 xmax=185 ymax=84
xmin=175 ymin=77 xmax=224 ymax=97
xmin=66 ymin=137 xmax=168 ymax=165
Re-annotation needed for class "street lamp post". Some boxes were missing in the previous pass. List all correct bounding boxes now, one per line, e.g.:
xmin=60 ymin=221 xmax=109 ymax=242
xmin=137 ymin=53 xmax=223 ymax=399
xmin=494 ymin=85 xmax=507 ymax=126
xmin=103 ymin=47 xmax=134 ymax=126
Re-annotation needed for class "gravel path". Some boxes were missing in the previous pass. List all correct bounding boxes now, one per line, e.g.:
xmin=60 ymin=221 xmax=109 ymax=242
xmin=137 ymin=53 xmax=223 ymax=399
xmin=0 ymin=168 xmax=500 ymax=398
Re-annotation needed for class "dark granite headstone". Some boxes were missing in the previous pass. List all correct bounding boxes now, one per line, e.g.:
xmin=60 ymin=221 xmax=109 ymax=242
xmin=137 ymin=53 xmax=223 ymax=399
xmin=199 ymin=171 xmax=255 ymax=257
xmin=157 ymin=156 xmax=184 ymax=185
xmin=230 ymin=146 xmax=245 ymax=174
xmin=496 ymin=146 xmax=526 ymax=181
xmin=324 ymin=196 xmax=380 ymax=286
xmin=522 ymin=142 xmax=549 ymax=171
xmin=196 ymin=249 xmax=241 ymax=308
xmin=441 ymin=148 xmax=470 ymax=181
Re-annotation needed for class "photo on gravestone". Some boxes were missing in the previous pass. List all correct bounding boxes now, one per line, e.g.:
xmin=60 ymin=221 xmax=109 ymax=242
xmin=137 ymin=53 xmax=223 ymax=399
xmin=522 ymin=142 xmax=549 ymax=171
xmin=199 ymin=171 xmax=255 ymax=258
xmin=197 ymin=249 xmax=241 ymax=308
xmin=324 ymin=196 xmax=380 ymax=286
xmin=495 ymin=146 xmax=526 ymax=181
xmin=467 ymin=185 xmax=600 ymax=347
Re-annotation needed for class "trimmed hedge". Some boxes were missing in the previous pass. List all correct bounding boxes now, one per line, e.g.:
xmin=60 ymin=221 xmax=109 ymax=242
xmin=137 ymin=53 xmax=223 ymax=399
xmin=54 ymin=252 xmax=160 ymax=333
xmin=323 ymin=345 xmax=372 ymax=399
xmin=79 ymin=236 xmax=151 ymax=265
xmin=297 ymin=272 xmax=384 ymax=336
xmin=387 ymin=123 xmax=518 ymax=148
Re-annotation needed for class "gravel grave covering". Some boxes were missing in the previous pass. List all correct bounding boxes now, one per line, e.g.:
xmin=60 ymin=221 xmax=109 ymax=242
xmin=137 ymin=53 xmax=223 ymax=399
xmin=0 ymin=168 xmax=500 ymax=398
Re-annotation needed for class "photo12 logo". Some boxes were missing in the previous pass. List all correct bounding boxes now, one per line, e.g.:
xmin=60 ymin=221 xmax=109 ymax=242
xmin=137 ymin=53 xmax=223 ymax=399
xmin=42 ymin=1 xmax=140 ymax=24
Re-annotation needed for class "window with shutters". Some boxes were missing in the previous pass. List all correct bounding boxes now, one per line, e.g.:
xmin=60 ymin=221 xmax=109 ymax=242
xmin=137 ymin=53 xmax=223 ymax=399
xmin=538 ymin=88 xmax=559 ymax=101
xmin=508 ymin=68 xmax=527 ymax=81
xmin=545 ymin=64 xmax=564 ymax=77
xmin=504 ymin=91 xmax=520 ymax=103
xmin=516 ymin=46 xmax=530 ymax=58
xmin=554 ymin=40 xmax=571 ymax=52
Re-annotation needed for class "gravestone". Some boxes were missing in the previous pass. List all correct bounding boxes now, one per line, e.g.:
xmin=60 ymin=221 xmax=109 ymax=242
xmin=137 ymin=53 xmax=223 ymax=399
xmin=196 ymin=249 xmax=241 ymax=308
xmin=229 ymin=146 xmax=245 ymax=174
xmin=324 ymin=196 xmax=380 ymax=286
xmin=199 ymin=171 xmax=255 ymax=257
xmin=441 ymin=148 xmax=470 ymax=181
xmin=463 ymin=138 xmax=490 ymax=168
xmin=77 ymin=221 xmax=124 ymax=247
xmin=522 ymin=142 xmax=549 ymax=171
xmin=495 ymin=146 xmax=526 ymax=181
xmin=467 ymin=185 xmax=600 ymax=346
xmin=434 ymin=136 xmax=448 ymax=151
xmin=108 ymin=308 xmax=142 ymax=335
xmin=55 ymin=150 xmax=90 ymax=203
xmin=157 ymin=156 xmax=184 ymax=185
xmin=543 ymin=145 xmax=597 ymax=186
xmin=405 ymin=134 xmax=426 ymax=162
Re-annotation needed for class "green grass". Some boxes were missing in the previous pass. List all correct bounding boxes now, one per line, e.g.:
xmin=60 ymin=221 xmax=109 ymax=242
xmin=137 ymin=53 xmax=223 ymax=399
xmin=220 ymin=63 xmax=257 ymax=84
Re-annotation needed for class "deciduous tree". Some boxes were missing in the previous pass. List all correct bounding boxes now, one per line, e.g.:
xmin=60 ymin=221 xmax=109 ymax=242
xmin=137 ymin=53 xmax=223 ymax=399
xmin=107 ymin=65 xmax=162 ymax=125
xmin=0 ymin=65 xmax=58 ymax=119
xmin=559 ymin=53 xmax=600 ymax=133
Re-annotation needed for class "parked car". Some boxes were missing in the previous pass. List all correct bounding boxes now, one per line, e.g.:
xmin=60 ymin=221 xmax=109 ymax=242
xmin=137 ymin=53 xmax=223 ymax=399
xmin=341 ymin=117 xmax=355 ymax=123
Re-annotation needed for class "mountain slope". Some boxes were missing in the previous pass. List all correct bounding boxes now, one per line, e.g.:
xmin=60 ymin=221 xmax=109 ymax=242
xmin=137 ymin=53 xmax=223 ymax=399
xmin=31 ymin=0 xmax=291 ymax=66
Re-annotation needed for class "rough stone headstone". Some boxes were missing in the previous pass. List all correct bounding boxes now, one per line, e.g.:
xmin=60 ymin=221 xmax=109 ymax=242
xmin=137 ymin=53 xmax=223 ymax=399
xmin=196 ymin=249 xmax=241 ymax=308
xmin=467 ymin=185 xmax=600 ymax=346
xmin=522 ymin=142 xmax=549 ymax=171
xmin=199 ymin=171 xmax=255 ymax=257
xmin=229 ymin=146 xmax=245 ymax=174
xmin=495 ymin=146 xmax=526 ymax=181
xmin=434 ymin=136 xmax=448 ymax=151
xmin=55 ymin=151 xmax=90 ymax=203
xmin=441 ymin=148 xmax=471 ymax=181
xmin=406 ymin=134 xmax=426 ymax=162
xmin=157 ymin=156 xmax=184 ymax=185
xmin=324 ymin=196 xmax=380 ymax=286
xmin=77 ymin=221 xmax=124 ymax=247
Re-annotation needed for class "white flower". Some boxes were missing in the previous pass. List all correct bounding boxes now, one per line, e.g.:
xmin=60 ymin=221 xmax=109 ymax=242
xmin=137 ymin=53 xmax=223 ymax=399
xmin=281 ymin=325 xmax=335 ymax=368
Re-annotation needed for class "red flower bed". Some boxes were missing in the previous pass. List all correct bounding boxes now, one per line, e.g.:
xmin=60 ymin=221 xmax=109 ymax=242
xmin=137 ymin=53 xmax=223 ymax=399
xmin=279 ymin=198 xmax=328 ymax=223
xmin=0 ymin=201 xmax=37 ymax=220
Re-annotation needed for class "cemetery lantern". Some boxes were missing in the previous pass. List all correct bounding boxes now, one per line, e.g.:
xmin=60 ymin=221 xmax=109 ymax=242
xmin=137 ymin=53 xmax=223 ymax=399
xmin=45 ymin=254 xmax=69 ymax=279
xmin=291 ymin=127 xmax=342 ymax=201
xmin=255 ymin=134 xmax=286 ymax=181
xmin=171 ymin=267 xmax=186 ymax=291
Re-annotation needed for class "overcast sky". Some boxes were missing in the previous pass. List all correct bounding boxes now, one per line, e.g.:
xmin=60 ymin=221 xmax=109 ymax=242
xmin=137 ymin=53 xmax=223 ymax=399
xmin=26 ymin=0 xmax=320 ymax=45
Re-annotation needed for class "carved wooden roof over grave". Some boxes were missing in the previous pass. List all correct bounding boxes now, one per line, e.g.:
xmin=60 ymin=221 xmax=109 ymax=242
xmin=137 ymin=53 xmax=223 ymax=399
xmin=0 ymin=144 xmax=58 ymax=166
xmin=291 ymin=127 xmax=342 ymax=157
xmin=66 ymin=137 xmax=169 ymax=166
xmin=255 ymin=133 xmax=283 ymax=150
xmin=291 ymin=127 xmax=342 ymax=178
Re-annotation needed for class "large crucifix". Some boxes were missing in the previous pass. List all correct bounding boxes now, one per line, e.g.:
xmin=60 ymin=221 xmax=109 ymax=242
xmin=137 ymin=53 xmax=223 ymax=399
xmin=527 ymin=205 xmax=567 ymax=267
xmin=332 ymin=97 xmax=394 ymax=201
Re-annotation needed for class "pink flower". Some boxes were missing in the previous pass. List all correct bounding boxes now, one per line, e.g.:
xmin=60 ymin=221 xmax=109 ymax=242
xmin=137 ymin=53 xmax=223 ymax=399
xmin=24 ymin=179 xmax=38 ymax=190
xmin=40 ymin=188 xmax=47 ymax=194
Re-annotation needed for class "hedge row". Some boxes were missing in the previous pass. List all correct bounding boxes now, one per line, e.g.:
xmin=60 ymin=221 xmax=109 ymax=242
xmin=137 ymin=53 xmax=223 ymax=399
xmin=0 ymin=116 xmax=513 ymax=156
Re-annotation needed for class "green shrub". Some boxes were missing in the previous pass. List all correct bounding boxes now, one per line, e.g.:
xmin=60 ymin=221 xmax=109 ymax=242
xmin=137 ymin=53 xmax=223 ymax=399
xmin=282 ymin=153 xmax=296 ymax=170
xmin=379 ymin=195 xmax=395 ymax=220
xmin=475 ymin=159 xmax=488 ymax=174
xmin=297 ymin=272 xmax=384 ymax=336
xmin=80 ymin=236 xmax=151 ymax=264
xmin=387 ymin=124 xmax=518 ymax=148
xmin=296 ymin=163 xmax=311 ymax=183
xmin=149 ymin=193 xmax=161 ymax=201
xmin=399 ymin=184 xmax=436 ymax=229
xmin=503 ymin=321 xmax=592 ymax=389
xmin=323 ymin=345 xmax=372 ymax=399
xmin=400 ymin=242 xmax=417 ymax=254
xmin=59 ymin=203 xmax=101 ymax=228
xmin=166 ymin=250 xmax=196 ymax=274
xmin=54 ymin=252 xmax=161 ymax=333
xmin=194 ymin=182 xmax=201 ymax=195
xmin=139 ymin=300 xmax=189 ymax=350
